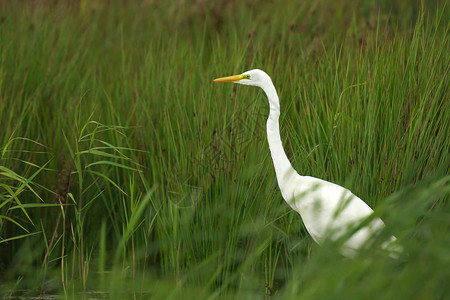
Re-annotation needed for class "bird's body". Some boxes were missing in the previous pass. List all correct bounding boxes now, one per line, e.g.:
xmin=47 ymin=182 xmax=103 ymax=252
xmin=283 ymin=174 xmax=391 ymax=256
xmin=214 ymin=69 xmax=398 ymax=257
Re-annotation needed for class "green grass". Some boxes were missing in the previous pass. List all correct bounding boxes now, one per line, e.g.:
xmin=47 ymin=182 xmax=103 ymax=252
xmin=0 ymin=0 xmax=449 ymax=298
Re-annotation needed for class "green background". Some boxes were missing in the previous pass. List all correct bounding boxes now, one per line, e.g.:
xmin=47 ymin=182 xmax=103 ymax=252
xmin=0 ymin=1 xmax=449 ymax=298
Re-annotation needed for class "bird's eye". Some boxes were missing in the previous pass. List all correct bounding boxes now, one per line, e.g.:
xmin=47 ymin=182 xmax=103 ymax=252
xmin=242 ymin=74 xmax=250 ymax=79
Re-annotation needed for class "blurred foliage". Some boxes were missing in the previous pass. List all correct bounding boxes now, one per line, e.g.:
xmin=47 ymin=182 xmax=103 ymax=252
xmin=0 ymin=0 xmax=449 ymax=298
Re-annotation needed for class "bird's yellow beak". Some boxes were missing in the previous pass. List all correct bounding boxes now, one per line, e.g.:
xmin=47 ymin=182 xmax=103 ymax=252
xmin=213 ymin=74 xmax=244 ymax=83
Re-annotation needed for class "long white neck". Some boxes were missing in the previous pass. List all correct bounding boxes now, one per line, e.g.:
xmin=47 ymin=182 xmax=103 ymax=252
xmin=261 ymin=81 xmax=295 ymax=187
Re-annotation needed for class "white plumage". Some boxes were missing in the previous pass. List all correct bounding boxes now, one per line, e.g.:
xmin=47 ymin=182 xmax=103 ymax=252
xmin=214 ymin=69 xmax=399 ymax=257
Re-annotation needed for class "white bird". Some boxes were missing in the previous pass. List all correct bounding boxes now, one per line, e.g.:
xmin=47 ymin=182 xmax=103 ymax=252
xmin=213 ymin=69 xmax=399 ymax=257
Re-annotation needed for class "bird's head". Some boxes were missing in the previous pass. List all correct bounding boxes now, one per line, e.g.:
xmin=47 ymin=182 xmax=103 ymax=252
xmin=213 ymin=69 xmax=271 ymax=88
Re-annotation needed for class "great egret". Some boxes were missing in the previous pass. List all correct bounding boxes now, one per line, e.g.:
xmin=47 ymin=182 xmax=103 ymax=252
xmin=214 ymin=69 xmax=399 ymax=257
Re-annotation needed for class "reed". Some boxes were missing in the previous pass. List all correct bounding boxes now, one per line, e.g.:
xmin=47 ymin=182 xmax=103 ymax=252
xmin=0 ymin=1 xmax=448 ymax=298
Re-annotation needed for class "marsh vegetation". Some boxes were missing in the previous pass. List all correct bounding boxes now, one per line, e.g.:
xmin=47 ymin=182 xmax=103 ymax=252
xmin=0 ymin=1 xmax=448 ymax=298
